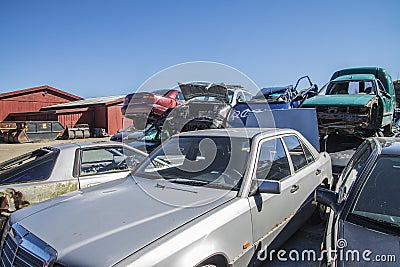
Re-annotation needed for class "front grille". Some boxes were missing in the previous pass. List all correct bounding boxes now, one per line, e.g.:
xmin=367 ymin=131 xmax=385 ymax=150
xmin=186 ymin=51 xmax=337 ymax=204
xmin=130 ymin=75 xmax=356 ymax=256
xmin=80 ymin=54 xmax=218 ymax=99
xmin=0 ymin=224 xmax=57 ymax=267
xmin=317 ymin=106 xmax=362 ymax=114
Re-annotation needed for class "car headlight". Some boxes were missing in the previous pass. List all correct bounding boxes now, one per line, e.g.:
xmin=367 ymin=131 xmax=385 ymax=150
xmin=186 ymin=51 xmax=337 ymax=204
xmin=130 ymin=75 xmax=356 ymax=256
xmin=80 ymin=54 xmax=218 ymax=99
xmin=0 ymin=218 xmax=11 ymax=249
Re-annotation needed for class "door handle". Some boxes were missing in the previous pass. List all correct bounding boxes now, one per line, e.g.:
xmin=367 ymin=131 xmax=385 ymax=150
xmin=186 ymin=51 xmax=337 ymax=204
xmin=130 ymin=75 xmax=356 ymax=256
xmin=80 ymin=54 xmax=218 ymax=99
xmin=290 ymin=185 xmax=299 ymax=193
xmin=87 ymin=182 xmax=100 ymax=187
xmin=315 ymin=169 xmax=321 ymax=176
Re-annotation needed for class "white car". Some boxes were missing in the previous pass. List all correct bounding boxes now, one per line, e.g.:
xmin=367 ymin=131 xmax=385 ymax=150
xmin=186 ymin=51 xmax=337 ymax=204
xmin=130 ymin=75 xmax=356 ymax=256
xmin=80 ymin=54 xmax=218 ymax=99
xmin=0 ymin=142 xmax=147 ymax=223
xmin=1 ymin=128 xmax=331 ymax=267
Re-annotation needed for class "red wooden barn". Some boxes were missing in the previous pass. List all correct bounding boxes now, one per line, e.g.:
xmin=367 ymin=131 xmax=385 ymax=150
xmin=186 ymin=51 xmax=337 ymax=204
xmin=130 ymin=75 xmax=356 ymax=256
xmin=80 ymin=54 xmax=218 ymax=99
xmin=0 ymin=85 xmax=82 ymax=121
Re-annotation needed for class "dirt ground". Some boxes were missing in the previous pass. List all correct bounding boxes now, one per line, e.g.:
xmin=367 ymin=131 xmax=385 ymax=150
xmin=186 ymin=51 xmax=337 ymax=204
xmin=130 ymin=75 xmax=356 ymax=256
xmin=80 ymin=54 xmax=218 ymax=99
xmin=0 ymin=137 xmax=111 ymax=163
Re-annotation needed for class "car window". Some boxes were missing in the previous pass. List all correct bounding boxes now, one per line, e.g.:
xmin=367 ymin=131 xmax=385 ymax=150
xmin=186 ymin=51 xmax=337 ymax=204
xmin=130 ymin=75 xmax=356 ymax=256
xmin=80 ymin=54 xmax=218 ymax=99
xmin=350 ymin=156 xmax=400 ymax=228
xmin=153 ymin=89 xmax=170 ymax=96
xmin=326 ymin=81 xmax=376 ymax=95
xmin=244 ymin=92 xmax=252 ymax=101
xmin=135 ymin=136 xmax=251 ymax=190
xmin=0 ymin=148 xmax=59 ymax=184
xmin=80 ymin=147 xmax=132 ymax=176
xmin=228 ymin=90 xmax=234 ymax=103
xmin=377 ymin=80 xmax=388 ymax=94
xmin=142 ymin=129 xmax=159 ymax=141
xmin=236 ymin=92 xmax=246 ymax=103
xmin=302 ymin=142 xmax=315 ymax=164
xmin=175 ymin=92 xmax=185 ymax=101
xmin=256 ymin=138 xmax=290 ymax=181
xmin=337 ymin=141 xmax=373 ymax=197
xmin=283 ymin=135 xmax=308 ymax=172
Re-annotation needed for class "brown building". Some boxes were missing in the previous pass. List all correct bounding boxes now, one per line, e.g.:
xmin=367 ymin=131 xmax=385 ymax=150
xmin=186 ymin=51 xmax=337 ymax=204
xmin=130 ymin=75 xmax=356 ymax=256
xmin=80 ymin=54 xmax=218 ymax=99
xmin=1 ymin=85 xmax=128 ymax=136
xmin=0 ymin=85 xmax=82 ymax=121
xmin=9 ymin=95 xmax=129 ymax=136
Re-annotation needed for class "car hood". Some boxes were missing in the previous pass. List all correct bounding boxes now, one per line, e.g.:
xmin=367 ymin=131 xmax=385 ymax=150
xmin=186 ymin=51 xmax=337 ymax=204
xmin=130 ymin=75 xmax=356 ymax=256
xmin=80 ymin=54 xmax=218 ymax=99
xmin=11 ymin=176 xmax=236 ymax=267
xmin=341 ymin=221 xmax=399 ymax=266
xmin=178 ymin=82 xmax=229 ymax=102
xmin=301 ymin=94 xmax=375 ymax=107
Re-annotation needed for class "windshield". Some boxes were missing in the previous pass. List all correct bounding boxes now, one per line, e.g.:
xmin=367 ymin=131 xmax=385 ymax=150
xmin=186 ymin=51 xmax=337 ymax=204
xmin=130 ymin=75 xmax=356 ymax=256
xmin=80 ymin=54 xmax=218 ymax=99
xmin=152 ymin=89 xmax=171 ymax=96
xmin=189 ymin=96 xmax=227 ymax=102
xmin=252 ymin=88 xmax=290 ymax=103
xmin=350 ymin=156 xmax=400 ymax=228
xmin=263 ymin=89 xmax=289 ymax=103
xmin=134 ymin=136 xmax=251 ymax=190
xmin=0 ymin=148 xmax=59 ymax=184
xmin=319 ymin=80 xmax=376 ymax=96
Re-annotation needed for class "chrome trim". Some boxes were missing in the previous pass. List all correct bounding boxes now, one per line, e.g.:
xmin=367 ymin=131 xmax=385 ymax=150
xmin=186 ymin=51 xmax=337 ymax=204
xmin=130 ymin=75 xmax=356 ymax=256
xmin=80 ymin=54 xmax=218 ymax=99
xmin=0 ymin=224 xmax=57 ymax=267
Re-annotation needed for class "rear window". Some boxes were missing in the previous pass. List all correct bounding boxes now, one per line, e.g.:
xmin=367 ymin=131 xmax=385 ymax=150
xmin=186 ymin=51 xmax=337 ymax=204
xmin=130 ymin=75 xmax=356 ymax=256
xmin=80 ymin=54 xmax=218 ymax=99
xmin=152 ymin=89 xmax=170 ymax=96
xmin=0 ymin=148 xmax=59 ymax=184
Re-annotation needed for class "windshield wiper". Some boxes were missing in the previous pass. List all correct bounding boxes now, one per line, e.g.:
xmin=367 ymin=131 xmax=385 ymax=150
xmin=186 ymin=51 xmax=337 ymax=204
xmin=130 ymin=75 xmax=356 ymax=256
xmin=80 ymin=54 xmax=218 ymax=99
xmin=205 ymin=183 xmax=240 ymax=191
xmin=167 ymin=178 xmax=209 ymax=186
xmin=155 ymin=183 xmax=197 ymax=194
xmin=350 ymin=213 xmax=400 ymax=233
xmin=168 ymin=178 xmax=240 ymax=191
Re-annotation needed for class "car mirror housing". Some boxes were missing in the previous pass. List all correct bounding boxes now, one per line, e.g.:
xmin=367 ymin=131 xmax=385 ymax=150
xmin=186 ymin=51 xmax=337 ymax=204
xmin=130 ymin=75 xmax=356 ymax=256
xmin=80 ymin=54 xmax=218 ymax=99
xmin=258 ymin=180 xmax=281 ymax=194
xmin=315 ymin=187 xmax=341 ymax=213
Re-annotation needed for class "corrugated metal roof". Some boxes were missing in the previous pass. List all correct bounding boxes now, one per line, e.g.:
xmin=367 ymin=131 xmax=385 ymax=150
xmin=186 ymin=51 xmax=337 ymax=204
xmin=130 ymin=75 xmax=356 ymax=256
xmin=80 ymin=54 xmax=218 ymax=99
xmin=43 ymin=95 xmax=125 ymax=109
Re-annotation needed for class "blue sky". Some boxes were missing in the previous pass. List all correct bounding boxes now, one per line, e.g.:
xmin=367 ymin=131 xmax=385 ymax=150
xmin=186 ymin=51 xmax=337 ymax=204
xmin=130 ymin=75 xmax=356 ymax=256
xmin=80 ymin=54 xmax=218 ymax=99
xmin=0 ymin=0 xmax=399 ymax=98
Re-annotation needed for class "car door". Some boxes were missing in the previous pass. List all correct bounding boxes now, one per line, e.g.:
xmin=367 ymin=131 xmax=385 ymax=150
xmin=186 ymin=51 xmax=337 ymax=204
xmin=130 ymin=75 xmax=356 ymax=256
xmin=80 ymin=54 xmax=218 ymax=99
xmin=281 ymin=135 xmax=321 ymax=209
xmin=377 ymin=80 xmax=393 ymax=125
xmin=77 ymin=146 xmax=146 ymax=188
xmin=247 ymin=137 xmax=300 ymax=253
xmin=324 ymin=141 xmax=375 ymax=263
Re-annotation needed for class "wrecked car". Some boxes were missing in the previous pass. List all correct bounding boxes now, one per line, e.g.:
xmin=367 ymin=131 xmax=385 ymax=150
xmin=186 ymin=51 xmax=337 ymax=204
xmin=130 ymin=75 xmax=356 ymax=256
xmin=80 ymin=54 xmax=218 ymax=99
xmin=122 ymin=89 xmax=185 ymax=129
xmin=301 ymin=67 xmax=396 ymax=137
xmin=0 ymin=142 xmax=147 ymax=230
xmin=163 ymin=82 xmax=252 ymax=135
xmin=1 ymin=128 xmax=332 ymax=266
xmin=252 ymin=75 xmax=318 ymax=109
xmin=315 ymin=137 xmax=400 ymax=266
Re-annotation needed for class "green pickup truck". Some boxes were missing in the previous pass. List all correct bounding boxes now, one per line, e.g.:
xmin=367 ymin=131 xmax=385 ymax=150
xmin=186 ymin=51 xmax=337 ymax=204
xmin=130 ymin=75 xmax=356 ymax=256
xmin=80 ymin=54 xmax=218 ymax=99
xmin=301 ymin=67 xmax=395 ymax=136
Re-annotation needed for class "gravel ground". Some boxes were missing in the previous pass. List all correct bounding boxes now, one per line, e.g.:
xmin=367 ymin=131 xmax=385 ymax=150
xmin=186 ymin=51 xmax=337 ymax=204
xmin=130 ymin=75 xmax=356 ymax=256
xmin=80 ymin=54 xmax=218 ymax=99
xmin=264 ymin=220 xmax=325 ymax=266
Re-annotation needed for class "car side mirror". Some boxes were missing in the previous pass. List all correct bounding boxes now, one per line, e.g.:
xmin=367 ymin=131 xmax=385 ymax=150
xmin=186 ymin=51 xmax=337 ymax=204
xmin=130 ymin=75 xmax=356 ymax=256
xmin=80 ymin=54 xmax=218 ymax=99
xmin=314 ymin=187 xmax=341 ymax=213
xmin=258 ymin=180 xmax=281 ymax=194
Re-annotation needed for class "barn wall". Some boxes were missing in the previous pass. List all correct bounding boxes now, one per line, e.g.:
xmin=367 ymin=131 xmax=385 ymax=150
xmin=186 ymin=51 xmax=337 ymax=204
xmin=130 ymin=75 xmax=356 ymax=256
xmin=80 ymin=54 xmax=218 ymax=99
xmin=0 ymin=91 xmax=77 ymax=121
xmin=94 ymin=106 xmax=107 ymax=130
xmin=106 ymin=105 xmax=125 ymax=135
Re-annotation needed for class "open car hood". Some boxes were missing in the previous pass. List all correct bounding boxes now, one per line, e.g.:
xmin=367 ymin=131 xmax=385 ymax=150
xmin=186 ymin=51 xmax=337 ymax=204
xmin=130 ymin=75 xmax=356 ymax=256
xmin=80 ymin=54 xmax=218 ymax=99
xmin=178 ymin=82 xmax=229 ymax=102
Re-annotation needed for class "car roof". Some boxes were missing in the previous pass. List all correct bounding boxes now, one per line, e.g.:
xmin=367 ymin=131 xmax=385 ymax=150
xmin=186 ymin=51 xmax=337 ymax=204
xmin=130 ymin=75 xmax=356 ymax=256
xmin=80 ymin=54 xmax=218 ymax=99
xmin=174 ymin=128 xmax=297 ymax=139
xmin=332 ymin=74 xmax=376 ymax=82
xmin=51 ymin=141 xmax=139 ymax=150
xmin=374 ymin=137 xmax=400 ymax=156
